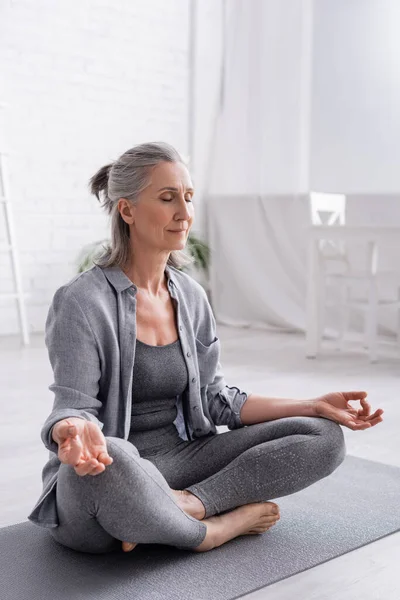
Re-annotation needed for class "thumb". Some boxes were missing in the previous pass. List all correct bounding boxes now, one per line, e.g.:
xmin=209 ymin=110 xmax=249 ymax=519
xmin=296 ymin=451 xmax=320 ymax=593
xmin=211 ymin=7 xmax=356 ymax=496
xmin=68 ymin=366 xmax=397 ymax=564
xmin=53 ymin=419 xmax=81 ymax=443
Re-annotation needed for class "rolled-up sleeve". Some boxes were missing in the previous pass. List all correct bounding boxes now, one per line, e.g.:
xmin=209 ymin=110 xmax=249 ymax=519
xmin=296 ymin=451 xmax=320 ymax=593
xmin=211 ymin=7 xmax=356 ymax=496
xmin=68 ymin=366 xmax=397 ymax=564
xmin=210 ymin=385 xmax=251 ymax=430
xmin=41 ymin=286 xmax=104 ymax=455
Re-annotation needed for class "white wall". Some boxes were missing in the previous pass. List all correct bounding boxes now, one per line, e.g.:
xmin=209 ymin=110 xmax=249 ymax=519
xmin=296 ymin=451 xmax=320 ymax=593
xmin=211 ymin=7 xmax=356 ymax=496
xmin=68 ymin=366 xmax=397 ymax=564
xmin=0 ymin=0 xmax=190 ymax=335
xmin=191 ymin=0 xmax=224 ymax=233
xmin=311 ymin=0 xmax=400 ymax=193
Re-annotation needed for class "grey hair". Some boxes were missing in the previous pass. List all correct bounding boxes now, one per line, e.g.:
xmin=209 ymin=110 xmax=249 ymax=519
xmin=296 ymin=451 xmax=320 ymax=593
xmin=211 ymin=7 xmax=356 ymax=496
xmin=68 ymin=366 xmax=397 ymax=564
xmin=89 ymin=141 xmax=195 ymax=271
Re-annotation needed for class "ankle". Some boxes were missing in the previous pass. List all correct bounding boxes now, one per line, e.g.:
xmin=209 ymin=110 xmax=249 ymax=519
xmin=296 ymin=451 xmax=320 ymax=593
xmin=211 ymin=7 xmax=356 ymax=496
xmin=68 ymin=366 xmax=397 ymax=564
xmin=192 ymin=519 xmax=217 ymax=552
xmin=182 ymin=490 xmax=207 ymax=519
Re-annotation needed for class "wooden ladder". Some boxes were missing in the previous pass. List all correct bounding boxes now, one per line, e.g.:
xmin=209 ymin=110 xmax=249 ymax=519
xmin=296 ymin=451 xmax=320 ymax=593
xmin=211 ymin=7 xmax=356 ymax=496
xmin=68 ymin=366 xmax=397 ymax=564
xmin=0 ymin=140 xmax=30 ymax=345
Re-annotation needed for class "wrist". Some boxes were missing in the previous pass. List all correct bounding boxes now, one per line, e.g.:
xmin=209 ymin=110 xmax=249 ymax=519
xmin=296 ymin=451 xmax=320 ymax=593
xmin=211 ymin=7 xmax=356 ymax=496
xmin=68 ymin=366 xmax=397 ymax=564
xmin=304 ymin=398 xmax=317 ymax=417
xmin=307 ymin=398 xmax=319 ymax=416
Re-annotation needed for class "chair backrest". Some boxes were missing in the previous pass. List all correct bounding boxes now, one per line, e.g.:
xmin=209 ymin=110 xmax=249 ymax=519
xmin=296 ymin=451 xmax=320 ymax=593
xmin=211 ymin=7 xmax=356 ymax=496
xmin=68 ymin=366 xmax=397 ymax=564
xmin=310 ymin=192 xmax=346 ymax=226
xmin=310 ymin=192 xmax=347 ymax=262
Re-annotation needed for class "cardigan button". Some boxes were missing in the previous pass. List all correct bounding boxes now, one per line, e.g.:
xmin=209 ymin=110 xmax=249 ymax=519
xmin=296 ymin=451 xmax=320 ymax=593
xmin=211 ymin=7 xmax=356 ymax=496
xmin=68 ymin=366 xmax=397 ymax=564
xmin=187 ymin=352 xmax=191 ymax=357
xmin=192 ymin=377 xmax=196 ymax=383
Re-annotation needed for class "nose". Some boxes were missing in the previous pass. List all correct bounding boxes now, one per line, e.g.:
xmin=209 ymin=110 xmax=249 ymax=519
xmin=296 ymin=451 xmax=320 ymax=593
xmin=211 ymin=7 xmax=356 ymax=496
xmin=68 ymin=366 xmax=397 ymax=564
xmin=176 ymin=195 xmax=192 ymax=221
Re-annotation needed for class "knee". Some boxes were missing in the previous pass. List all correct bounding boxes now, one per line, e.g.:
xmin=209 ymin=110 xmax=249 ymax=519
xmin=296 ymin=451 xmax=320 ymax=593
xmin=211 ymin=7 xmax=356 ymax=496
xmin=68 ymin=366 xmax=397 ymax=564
xmin=57 ymin=438 xmax=137 ymax=483
xmin=316 ymin=418 xmax=346 ymax=476
xmin=104 ymin=436 xmax=140 ymax=459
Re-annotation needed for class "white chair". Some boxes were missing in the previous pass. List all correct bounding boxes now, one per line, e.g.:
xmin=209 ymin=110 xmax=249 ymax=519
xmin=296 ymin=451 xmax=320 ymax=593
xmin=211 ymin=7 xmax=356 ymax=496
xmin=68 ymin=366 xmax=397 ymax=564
xmin=310 ymin=191 xmax=400 ymax=362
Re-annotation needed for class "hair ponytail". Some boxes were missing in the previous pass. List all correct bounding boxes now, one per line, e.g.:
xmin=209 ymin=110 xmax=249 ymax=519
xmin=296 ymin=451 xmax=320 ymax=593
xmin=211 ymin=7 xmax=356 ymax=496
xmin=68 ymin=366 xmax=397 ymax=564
xmin=89 ymin=163 xmax=114 ymax=214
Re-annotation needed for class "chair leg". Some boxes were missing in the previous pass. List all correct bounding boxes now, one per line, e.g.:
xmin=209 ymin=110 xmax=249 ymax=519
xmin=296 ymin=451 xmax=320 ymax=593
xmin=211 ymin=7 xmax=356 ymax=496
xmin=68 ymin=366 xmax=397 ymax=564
xmin=317 ymin=277 xmax=326 ymax=352
xmin=367 ymin=280 xmax=378 ymax=363
xmin=363 ymin=289 xmax=370 ymax=350
xmin=397 ymin=287 xmax=400 ymax=346
xmin=337 ymin=282 xmax=349 ymax=351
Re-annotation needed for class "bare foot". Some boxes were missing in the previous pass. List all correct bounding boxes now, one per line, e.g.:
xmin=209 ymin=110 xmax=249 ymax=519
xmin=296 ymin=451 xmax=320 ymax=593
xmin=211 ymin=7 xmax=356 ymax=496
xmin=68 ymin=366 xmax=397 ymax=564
xmin=192 ymin=501 xmax=280 ymax=552
xmin=171 ymin=489 xmax=206 ymax=520
xmin=122 ymin=496 xmax=279 ymax=553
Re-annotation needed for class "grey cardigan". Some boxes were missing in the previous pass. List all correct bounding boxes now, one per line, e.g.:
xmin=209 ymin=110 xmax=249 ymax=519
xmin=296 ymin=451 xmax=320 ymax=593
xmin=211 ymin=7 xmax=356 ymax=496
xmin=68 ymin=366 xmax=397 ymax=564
xmin=27 ymin=262 xmax=251 ymax=528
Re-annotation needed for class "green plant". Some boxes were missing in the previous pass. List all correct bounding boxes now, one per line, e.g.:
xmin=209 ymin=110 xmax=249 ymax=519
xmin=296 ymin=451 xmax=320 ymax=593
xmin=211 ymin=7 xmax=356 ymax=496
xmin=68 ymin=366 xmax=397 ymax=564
xmin=75 ymin=233 xmax=210 ymax=275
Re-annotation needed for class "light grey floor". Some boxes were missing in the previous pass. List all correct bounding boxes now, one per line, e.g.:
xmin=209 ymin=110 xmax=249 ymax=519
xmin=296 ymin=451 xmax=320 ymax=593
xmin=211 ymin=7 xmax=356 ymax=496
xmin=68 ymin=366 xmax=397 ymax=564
xmin=1 ymin=326 xmax=399 ymax=600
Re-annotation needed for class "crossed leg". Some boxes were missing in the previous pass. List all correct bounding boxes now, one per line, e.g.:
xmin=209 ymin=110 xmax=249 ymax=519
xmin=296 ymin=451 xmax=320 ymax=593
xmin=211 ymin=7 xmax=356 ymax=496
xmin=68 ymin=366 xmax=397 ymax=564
xmin=49 ymin=416 xmax=345 ymax=554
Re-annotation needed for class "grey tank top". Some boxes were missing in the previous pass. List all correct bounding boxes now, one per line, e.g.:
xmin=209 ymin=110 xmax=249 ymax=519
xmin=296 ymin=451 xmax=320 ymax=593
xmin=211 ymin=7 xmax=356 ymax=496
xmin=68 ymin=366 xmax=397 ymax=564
xmin=129 ymin=337 xmax=189 ymax=436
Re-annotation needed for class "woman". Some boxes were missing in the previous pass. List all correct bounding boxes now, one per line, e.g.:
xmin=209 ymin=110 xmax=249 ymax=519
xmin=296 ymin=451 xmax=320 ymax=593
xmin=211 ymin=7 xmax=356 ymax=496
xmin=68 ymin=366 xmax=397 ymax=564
xmin=28 ymin=142 xmax=384 ymax=554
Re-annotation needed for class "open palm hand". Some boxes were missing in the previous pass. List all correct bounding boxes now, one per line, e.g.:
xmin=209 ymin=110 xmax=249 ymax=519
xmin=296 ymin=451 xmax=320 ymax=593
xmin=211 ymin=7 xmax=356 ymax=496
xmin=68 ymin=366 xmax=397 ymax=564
xmin=314 ymin=391 xmax=384 ymax=430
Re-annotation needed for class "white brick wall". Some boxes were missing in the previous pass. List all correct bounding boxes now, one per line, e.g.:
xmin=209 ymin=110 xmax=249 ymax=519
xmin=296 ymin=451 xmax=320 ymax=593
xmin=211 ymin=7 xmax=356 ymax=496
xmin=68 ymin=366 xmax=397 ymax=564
xmin=0 ymin=0 xmax=190 ymax=335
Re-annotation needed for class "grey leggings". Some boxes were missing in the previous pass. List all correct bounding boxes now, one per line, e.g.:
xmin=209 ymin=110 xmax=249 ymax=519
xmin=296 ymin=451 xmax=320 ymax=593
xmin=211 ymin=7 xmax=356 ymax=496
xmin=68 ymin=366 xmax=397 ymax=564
xmin=49 ymin=416 xmax=346 ymax=554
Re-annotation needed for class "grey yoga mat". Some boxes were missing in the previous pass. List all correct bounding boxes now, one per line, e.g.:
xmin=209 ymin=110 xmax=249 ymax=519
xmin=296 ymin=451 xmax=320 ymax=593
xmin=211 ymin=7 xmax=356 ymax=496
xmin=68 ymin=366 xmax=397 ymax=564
xmin=1 ymin=455 xmax=400 ymax=600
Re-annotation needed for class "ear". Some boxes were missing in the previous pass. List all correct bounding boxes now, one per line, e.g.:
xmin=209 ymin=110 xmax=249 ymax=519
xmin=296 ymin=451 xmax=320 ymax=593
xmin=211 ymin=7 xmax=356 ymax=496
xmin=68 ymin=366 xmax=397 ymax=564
xmin=118 ymin=198 xmax=135 ymax=225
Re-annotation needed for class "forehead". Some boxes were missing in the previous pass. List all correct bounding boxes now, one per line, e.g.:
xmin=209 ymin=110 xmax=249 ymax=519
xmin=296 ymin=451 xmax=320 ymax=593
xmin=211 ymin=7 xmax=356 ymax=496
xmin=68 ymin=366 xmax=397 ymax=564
xmin=150 ymin=161 xmax=193 ymax=188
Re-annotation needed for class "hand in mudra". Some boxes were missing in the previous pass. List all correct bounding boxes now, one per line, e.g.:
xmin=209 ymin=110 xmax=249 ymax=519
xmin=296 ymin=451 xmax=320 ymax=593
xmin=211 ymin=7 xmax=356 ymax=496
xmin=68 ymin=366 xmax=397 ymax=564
xmin=52 ymin=418 xmax=113 ymax=476
xmin=314 ymin=391 xmax=384 ymax=430
xmin=52 ymin=418 xmax=137 ymax=553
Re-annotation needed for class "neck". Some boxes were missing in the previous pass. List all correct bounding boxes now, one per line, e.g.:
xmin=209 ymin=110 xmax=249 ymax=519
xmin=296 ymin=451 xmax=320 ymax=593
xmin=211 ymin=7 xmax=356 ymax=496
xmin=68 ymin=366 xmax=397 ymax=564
xmin=122 ymin=253 xmax=170 ymax=299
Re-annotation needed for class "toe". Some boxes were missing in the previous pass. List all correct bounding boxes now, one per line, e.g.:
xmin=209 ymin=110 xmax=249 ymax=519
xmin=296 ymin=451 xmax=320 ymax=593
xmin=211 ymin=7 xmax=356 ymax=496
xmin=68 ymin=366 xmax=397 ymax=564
xmin=122 ymin=542 xmax=137 ymax=552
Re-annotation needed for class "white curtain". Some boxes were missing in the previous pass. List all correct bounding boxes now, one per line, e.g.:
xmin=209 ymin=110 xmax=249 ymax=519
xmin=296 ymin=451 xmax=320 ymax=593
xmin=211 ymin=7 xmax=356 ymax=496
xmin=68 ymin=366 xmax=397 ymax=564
xmin=207 ymin=0 xmax=305 ymax=197
xmin=202 ymin=0 xmax=400 ymax=337
xmin=207 ymin=193 xmax=400 ymax=336
xmin=207 ymin=194 xmax=308 ymax=331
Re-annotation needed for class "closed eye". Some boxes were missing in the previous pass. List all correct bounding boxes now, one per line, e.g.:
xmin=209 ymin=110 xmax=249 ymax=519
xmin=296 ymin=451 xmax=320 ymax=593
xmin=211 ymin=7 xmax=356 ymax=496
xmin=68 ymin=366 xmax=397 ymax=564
xmin=161 ymin=196 xmax=193 ymax=202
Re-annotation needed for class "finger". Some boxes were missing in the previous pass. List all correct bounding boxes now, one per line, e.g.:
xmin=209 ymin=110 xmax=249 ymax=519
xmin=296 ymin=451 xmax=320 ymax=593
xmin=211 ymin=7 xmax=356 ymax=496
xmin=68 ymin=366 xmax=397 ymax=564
xmin=122 ymin=542 xmax=137 ymax=552
xmin=354 ymin=422 xmax=372 ymax=430
xmin=59 ymin=434 xmax=82 ymax=466
xmin=347 ymin=421 xmax=372 ymax=431
xmin=64 ymin=421 xmax=87 ymax=444
xmin=356 ymin=409 xmax=384 ymax=423
xmin=364 ymin=415 xmax=384 ymax=427
xmin=343 ymin=391 xmax=368 ymax=401
xmin=342 ymin=418 xmax=371 ymax=430
xmin=74 ymin=460 xmax=95 ymax=477
xmin=366 ymin=409 xmax=384 ymax=420
xmin=97 ymin=451 xmax=113 ymax=466
xmin=83 ymin=423 xmax=113 ymax=465
xmin=358 ymin=397 xmax=371 ymax=417
xmin=88 ymin=462 xmax=106 ymax=476
xmin=74 ymin=458 xmax=100 ymax=477
xmin=359 ymin=409 xmax=384 ymax=422
xmin=55 ymin=421 xmax=77 ymax=443
xmin=86 ymin=459 xmax=106 ymax=476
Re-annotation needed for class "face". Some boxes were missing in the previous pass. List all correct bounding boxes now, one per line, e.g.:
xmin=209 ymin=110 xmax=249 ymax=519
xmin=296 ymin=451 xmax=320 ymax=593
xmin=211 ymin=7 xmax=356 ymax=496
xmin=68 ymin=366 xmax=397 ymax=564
xmin=118 ymin=161 xmax=195 ymax=253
